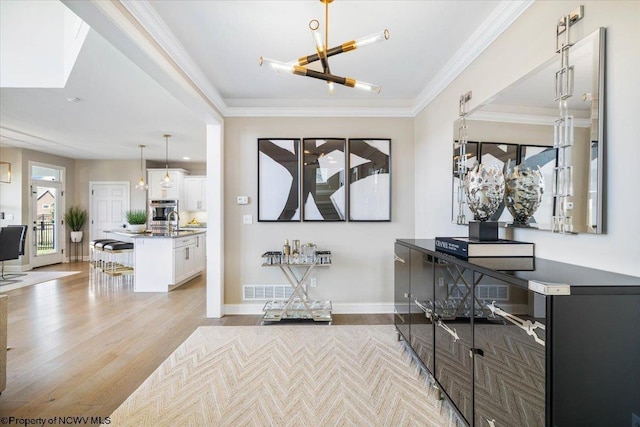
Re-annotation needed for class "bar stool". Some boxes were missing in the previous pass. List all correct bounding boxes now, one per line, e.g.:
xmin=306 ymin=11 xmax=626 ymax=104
xmin=90 ymin=239 xmax=120 ymax=268
xmin=102 ymin=241 xmax=134 ymax=283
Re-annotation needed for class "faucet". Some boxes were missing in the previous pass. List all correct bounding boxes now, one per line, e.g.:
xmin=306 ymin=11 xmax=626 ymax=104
xmin=166 ymin=210 xmax=180 ymax=235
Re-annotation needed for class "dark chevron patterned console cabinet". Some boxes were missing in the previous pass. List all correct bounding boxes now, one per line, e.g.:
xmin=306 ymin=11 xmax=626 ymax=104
xmin=394 ymin=239 xmax=640 ymax=427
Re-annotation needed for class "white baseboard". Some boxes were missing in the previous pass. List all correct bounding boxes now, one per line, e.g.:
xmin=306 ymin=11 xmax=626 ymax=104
xmin=224 ymin=304 xmax=263 ymax=315
xmin=223 ymin=303 xmax=527 ymax=316
xmin=64 ymin=256 xmax=89 ymax=263
xmin=224 ymin=302 xmax=394 ymax=316
xmin=332 ymin=303 xmax=394 ymax=314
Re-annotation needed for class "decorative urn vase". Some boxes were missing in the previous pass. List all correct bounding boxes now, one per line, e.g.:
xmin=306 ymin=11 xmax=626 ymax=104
xmin=465 ymin=163 xmax=505 ymax=222
xmin=504 ymin=165 xmax=544 ymax=225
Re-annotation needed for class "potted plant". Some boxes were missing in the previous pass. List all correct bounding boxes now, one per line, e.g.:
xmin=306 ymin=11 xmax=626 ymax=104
xmin=64 ymin=205 xmax=88 ymax=242
xmin=125 ymin=210 xmax=148 ymax=233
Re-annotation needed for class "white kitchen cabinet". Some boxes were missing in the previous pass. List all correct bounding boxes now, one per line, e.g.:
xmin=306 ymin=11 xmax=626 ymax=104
xmin=132 ymin=231 xmax=206 ymax=292
xmin=147 ymin=168 xmax=188 ymax=200
xmin=173 ymin=235 xmax=197 ymax=285
xmin=184 ymin=176 xmax=207 ymax=211
xmin=193 ymin=233 xmax=205 ymax=272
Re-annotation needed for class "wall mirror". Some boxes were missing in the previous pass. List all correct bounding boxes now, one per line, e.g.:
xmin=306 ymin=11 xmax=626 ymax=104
xmin=452 ymin=27 xmax=605 ymax=234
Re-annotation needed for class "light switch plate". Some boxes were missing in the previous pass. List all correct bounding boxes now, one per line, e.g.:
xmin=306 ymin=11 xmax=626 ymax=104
xmin=237 ymin=196 xmax=249 ymax=205
xmin=243 ymin=214 xmax=253 ymax=224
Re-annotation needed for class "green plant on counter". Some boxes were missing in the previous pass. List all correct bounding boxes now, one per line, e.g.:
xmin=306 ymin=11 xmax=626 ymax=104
xmin=125 ymin=210 xmax=148 ymax=225
xmin=64 ymin=205 xmax=88 ymax=231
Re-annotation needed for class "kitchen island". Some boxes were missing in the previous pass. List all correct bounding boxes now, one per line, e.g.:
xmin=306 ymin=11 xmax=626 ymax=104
xmin=108 ymin=230 xmax=206 ymax=292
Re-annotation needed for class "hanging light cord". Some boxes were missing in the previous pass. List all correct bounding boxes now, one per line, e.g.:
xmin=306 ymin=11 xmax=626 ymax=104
xmin=140 ymin=145 xmax=144 ymax=177
xmin=165 ymin=136 xmax=169 ymax=170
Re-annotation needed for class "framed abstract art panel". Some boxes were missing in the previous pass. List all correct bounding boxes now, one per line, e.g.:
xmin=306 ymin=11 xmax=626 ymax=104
xmin=302 ymin=138 xmax=346 ymax=221
xmin=348 ymin=138 xmax=391 ymax=221
xmin=258 ymin=138 xmax=300 ymax=221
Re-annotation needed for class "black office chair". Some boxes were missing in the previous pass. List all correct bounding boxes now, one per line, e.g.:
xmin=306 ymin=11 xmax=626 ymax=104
xmin=0 ymin=225 xmax=28 ymax=283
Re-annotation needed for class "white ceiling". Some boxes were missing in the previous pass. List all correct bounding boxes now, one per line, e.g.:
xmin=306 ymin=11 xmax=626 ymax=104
xmin=0 ymin=0 xmax=532 ymax=162
xmin=150 ymin=0 xmax=498 ymax=105
xmin=0 ymin=29 xmax=206 ymax=163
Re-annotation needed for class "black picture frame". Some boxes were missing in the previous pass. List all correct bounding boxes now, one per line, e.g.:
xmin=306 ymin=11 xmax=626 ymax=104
xmin=257 ymin=138 xmax=301 ymax=222
xmin=302 ymin=138 xmax=346 ymax=221
xmin=348 ymin=138 xmax=391 ymax=222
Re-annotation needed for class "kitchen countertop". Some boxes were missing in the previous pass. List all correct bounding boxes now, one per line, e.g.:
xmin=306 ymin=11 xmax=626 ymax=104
xmin=108 ymin=229 xmax=206 ymax=239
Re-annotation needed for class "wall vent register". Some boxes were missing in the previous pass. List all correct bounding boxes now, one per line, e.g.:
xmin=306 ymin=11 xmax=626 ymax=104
xmin=243 ymin=284 xmax=293 ymax=301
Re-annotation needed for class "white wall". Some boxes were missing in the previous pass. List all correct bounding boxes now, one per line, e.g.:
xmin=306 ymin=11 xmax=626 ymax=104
xmin=415 ymin=0 xmax=640 ymax=277
xmin=224 ymin=117 xmax=414 ymax=311
xmin=75 ymin=159 xmax=147 ymax=213
xmin=0 ymin=148 xmax=23 ymax=229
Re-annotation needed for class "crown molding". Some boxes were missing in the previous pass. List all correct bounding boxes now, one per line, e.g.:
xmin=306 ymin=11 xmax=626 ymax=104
xmin=224 ymin=106 xmax=415 ymax=118
xmin=119 ymin=0 xmax=227 ymax=117
xmin=0 ymin=126 xmax=98 ymax=157
xmin=410 ymin=0 xmax=534 ymax=116
xmin=85 ymin=0 xmax=222 ymax=122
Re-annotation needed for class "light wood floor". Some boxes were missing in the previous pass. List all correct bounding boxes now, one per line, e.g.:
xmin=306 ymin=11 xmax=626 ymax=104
xmin=0 ymin=262 xmax=392 ymax=423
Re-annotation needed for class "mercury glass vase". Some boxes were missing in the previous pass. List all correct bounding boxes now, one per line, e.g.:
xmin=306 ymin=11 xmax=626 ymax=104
xmin=505 ymin=165 xmax=544 ymax=225
xmin=465 ymin=163 xmax=505 ymax=222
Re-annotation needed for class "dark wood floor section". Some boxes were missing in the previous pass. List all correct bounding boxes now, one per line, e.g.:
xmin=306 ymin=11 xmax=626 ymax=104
xmin=0 ymin=262 xmax=392 ymax=423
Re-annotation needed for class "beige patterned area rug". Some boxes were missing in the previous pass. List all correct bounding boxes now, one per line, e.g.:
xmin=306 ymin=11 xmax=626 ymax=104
xmin=108 ymin=325 xmax=453 ymax=426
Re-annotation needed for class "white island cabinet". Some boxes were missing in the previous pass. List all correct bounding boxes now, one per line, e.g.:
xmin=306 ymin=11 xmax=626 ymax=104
xmin=132 ymin=230 xmax=205 ymax=292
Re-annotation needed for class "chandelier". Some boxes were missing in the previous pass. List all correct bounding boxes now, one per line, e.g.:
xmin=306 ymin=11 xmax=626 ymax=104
xmin=259 ymin=0 xmax=389 ymax=94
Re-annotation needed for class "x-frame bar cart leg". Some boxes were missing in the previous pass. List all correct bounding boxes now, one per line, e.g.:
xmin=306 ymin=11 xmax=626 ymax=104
xmin=261 ymin=261 xmax=332 ymax=324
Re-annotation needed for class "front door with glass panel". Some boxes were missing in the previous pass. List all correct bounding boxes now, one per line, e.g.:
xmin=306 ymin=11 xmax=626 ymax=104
xmin=30 ymin=164 xmax=65 ymax=267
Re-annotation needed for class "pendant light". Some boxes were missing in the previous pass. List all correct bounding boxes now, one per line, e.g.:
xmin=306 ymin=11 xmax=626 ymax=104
xmin=135 ymin=144 xmax=149 ymax=191
xmin=160 ymin=134 xmax=174 ymax=189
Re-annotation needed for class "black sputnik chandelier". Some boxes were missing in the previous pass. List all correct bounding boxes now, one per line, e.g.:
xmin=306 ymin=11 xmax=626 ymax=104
xmin=259 ymin=0 xmax=389 ymax=94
